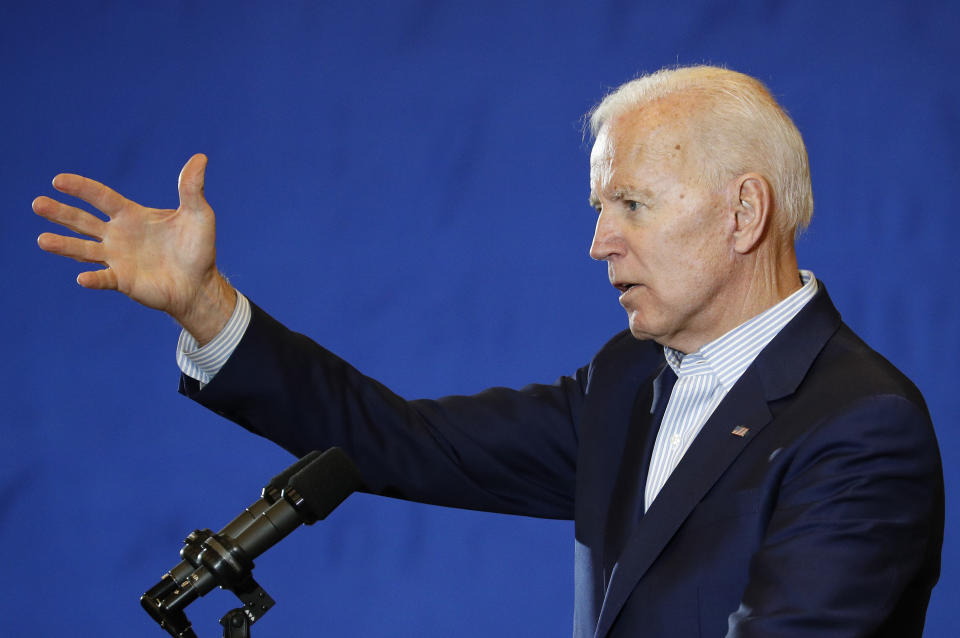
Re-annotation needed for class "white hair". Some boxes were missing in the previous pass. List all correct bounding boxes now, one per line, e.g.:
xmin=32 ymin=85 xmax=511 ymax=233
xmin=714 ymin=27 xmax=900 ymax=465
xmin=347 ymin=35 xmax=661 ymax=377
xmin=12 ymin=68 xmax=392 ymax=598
xmin=588 ymin=66 xmax=813 ymax=237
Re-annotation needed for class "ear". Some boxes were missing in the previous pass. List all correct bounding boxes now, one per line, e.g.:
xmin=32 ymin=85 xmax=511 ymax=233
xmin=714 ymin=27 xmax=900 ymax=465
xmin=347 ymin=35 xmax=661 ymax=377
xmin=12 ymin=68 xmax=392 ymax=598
xmin=731 ymin=173 xmax=772 ymax=254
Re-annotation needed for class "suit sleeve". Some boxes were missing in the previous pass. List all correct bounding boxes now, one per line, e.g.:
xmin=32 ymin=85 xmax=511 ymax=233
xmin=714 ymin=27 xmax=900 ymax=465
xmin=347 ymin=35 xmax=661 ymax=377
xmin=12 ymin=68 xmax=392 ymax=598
xmin=729 ymin=395 xmax=944 ymax=637
xmin=180 ymin=302 xmax=586 ymax=519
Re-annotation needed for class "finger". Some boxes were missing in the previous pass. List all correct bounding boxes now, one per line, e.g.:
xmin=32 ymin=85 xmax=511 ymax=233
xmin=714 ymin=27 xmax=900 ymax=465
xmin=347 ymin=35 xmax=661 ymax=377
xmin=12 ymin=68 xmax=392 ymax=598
xmin=77 ymin=268 xmax=118 ymax=290
xmin=37 ymin=232 xmax=106 ymax=264
xmin=178 ymin=153 xmax=209 ymax=212
xmin=33 ymin=196 xmax=107 ymax=239
xmin=51 ymin=173 xmax=129 ymax=219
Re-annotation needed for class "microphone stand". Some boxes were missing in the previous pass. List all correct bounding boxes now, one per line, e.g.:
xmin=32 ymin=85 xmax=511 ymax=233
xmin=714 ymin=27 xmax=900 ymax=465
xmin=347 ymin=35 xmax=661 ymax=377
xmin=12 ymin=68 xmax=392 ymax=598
xmin=219 ymin=609 xmax=253 ymax=638
xmin=141 ymin=518 xmax=277 ymax=638
xmin=140 ymin=448 xmax=361 ymax=638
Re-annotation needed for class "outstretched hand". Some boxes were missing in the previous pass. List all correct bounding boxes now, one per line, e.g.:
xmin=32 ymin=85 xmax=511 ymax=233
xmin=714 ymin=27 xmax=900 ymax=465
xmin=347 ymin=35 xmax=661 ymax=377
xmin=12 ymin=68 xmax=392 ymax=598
xmin=34 ymin=154 xmax=236 ymax=344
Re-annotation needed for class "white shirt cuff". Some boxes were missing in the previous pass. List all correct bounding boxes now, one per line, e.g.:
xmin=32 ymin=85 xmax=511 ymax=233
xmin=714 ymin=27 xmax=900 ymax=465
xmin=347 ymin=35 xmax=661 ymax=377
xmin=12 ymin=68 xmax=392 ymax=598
xmin=176 ymin=291 xmax=252 ymax=385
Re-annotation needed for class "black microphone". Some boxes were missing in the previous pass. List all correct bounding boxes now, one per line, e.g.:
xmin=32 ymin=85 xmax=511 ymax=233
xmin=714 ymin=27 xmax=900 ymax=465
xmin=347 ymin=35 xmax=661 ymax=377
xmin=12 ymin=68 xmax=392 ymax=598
xmin=229 ymin=446 xmax=363 ymax=555
xmin=161 ymin=450 xmax=326 ymax=589
xmin=141 ymin=448 xmax=363 ymax=637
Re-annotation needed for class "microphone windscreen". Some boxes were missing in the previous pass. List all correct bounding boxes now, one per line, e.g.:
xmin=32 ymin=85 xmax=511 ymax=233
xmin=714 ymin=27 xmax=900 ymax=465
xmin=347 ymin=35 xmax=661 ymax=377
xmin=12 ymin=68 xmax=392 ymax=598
xmin=264 ymin=449 xmax=323 ymax=493
xmin=287 ymin=447 xmax=364 ymax=521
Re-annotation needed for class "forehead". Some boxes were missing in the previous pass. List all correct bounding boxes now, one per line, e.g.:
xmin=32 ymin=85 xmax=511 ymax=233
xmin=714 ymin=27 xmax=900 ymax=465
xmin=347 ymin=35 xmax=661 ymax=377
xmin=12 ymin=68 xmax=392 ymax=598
xmin=590 ymin=103 xmax=693 ymax=186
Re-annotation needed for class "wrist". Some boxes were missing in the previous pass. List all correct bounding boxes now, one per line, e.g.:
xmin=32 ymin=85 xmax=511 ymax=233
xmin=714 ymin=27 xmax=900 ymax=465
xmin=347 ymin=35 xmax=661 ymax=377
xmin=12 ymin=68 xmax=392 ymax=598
xmin=177 ymin=272 xmax=237 ymax=346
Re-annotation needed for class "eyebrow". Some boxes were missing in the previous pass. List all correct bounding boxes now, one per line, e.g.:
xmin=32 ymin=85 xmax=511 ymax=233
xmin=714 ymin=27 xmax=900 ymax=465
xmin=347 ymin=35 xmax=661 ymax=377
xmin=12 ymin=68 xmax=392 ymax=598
xmin=589 ymin=186 xmax=654 ymax=208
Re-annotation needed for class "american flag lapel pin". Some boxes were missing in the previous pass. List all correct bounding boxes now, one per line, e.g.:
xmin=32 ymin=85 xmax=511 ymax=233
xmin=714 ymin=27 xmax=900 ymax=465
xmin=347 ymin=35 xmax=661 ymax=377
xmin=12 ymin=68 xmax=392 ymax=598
xmin=731 ymin=425 xmax=750 ymax=438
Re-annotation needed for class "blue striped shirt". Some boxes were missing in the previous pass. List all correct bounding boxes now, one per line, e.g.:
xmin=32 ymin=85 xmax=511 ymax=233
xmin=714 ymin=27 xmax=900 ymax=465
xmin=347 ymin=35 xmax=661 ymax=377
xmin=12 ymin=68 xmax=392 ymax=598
xmin=643 ymin=270 xmax=818 ymax=510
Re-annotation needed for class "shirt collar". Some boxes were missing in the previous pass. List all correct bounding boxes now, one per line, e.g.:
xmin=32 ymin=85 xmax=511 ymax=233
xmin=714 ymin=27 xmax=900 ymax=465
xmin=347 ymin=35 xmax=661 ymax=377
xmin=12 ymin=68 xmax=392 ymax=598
xmin=664 ymin=270 xmax=818 ymax=390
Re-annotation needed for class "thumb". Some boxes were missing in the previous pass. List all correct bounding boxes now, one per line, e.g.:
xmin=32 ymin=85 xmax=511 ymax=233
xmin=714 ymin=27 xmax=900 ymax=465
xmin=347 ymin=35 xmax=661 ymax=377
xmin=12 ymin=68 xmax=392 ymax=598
xmin=178 ymin=153 xmax=209 ymax=211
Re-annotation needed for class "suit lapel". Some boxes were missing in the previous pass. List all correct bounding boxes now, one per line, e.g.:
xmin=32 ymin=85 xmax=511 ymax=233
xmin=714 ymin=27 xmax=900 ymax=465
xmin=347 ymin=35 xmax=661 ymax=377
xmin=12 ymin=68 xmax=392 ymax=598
xmin=594 ymin=370 xmax=772 ymax=638
xmin=600 ymin=370 xmax=661 ymax=587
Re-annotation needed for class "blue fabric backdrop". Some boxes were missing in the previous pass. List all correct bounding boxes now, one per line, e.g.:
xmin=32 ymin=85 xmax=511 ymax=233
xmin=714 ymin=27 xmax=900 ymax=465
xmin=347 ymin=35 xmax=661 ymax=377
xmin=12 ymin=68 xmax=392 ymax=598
xmin=2 ymin=1 xmax=957 ymax=636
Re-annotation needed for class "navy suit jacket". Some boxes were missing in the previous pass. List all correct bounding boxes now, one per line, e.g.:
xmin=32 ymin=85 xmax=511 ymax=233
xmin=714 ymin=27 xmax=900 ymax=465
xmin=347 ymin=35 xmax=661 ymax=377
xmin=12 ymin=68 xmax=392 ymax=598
xmin=183 ymin=285 xmax=943 ymax=637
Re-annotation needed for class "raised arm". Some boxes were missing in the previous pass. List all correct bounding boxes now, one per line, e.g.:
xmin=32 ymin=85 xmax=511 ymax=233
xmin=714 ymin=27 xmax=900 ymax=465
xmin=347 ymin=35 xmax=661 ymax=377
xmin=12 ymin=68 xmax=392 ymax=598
xmin=34 ymin=154 xmax=235 ymax=344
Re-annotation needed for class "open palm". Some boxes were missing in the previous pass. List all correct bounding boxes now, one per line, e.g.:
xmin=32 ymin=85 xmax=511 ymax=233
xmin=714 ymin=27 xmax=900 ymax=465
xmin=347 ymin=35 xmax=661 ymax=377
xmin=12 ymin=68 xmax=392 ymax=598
xmin=35 ymin=154 xmax=234 ymax=339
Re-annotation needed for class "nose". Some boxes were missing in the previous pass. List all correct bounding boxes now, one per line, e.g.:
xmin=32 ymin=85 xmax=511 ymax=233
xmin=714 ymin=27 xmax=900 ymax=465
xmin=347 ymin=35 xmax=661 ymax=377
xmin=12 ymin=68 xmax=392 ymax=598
xmin=589 ymin=209 xmax=623 ymax=261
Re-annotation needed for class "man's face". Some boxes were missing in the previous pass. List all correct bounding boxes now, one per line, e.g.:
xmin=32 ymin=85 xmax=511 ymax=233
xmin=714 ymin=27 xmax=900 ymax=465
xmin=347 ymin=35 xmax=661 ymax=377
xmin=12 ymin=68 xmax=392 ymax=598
xmin=589 ymin=104 xmax=737 ymax=353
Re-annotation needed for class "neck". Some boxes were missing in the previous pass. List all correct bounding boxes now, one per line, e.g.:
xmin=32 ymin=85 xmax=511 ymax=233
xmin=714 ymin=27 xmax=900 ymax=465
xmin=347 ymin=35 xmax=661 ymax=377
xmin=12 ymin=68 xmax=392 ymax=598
xmin=737 ymin=244 xmax=802 ymax=319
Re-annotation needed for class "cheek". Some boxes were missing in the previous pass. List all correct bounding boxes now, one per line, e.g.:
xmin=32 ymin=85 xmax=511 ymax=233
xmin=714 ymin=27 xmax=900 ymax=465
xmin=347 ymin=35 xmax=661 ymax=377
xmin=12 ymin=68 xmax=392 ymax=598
xmin=682 ymin=204 xmax=733 ymax=261
xmin=662 ymin=217 xmax=732 ymax=293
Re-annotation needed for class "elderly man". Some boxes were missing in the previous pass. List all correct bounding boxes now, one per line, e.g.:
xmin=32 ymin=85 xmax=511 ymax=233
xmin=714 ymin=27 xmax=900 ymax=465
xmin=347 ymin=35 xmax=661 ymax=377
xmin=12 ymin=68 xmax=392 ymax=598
xmin=35 ymin=66 xmax=942 ymax=637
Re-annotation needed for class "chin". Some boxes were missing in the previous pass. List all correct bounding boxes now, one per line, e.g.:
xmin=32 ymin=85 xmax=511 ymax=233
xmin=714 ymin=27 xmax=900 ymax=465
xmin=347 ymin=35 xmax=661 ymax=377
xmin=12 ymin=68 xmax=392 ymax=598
xmin=627 ymin=315 xmax=655 ymax=341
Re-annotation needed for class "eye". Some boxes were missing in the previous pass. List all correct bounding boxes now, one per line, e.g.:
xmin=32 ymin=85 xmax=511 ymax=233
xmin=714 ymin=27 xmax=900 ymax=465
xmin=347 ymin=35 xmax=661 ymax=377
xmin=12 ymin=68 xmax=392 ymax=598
xmin=626 ymin=200 xmax=644 ymax=212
